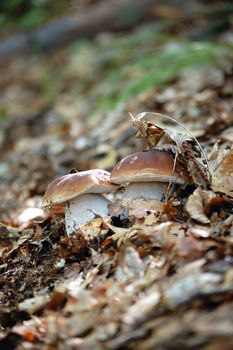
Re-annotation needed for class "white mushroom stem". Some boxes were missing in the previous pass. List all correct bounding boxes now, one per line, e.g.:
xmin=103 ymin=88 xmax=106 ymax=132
xmin=65 ymin=194 xmax=110 ymax=236
xmin=123 ymin=182 xmax=167 ymax=201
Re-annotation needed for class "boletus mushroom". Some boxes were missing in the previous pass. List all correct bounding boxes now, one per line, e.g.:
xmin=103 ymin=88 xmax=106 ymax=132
xmin=110 ymin=150 xmax=191 ymax=200
xmin=42 ymin=169 xmax=118 ymax=235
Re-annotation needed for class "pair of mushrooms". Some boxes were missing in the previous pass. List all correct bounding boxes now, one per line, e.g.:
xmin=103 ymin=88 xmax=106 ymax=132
xmin=42 ymin=150 xmax=191 ymax=235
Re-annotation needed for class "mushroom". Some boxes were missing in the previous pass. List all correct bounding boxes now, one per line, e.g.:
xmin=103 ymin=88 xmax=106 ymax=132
xmin=42 ymin=169 xmax=118 ymax=236
xmin=110 ymin=150 xmax=191 ymax=200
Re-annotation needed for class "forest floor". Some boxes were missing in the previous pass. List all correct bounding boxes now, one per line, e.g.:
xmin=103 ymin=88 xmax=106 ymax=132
xmin=0 ymin=2 xmax=233 ymax=349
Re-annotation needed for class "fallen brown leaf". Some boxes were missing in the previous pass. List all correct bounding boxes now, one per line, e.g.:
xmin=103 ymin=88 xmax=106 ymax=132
xmin=212 ymin=149 xmax=233 ymax=197
xmin=185 ymin=189 xmax=215 ymax=224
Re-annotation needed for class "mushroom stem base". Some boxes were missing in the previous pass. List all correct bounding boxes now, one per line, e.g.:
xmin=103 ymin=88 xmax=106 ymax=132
xmin=65 ymin=194 xmax=110 ymax=236
xmin=123 ymin=182 xmax=167 ymax=201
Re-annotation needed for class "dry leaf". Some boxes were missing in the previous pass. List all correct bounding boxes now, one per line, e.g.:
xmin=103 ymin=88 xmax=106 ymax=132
xmin=204 ymin=197 xmax=233 ymax=217
xmin=128 ymin=199 xmax=163 ymax=227
xmin=181 ymin=141 xmax=210 ymax=188
xmin=120 ymin=246 xmax=145 ymax=279
xmin=123 ymin=289 xmax=160 ymax=325
xmin=189 ymin=225 xmax=211 ymax=238
xmin=79 ymin=217 xmax=108 ymax=240
xmin=185 ymin=189 xmax=215 ymax=224
xmin=208 ymin=142 xmax=229 ymax=173
xmin=212 ymin=149 xmax=233 ymax=197
xmin=163 ymin=271 xmax=222 ymax=308
xmin=18 ymin=295 xmax=50 ymax=314
xmin=220 ymin=126 xmax=233 ymax=143
xmin=130 ymin=113 xmax=166 ymax=148
xmin=130 ymin=113 xmax=210 ymax=188
xmin=127 ymin=199 xmax=163 ymax=220
xmin=108 ymin=201 xmax=127 ymax=217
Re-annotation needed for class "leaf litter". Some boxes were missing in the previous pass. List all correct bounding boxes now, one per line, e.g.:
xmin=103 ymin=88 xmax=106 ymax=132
xmin=0 ymin=19 xmax=233 ymax=350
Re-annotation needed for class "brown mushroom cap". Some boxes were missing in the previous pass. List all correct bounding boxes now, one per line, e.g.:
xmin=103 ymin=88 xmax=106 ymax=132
xmin=42 ymin=169 xmax=118 ymax=207
xmin=110 ymin=150 xmax=191 ymax=185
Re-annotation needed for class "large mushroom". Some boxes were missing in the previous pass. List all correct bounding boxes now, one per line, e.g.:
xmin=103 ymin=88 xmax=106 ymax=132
xmin=110 ymin=150 xmax=191 ymax=200
xmin=42 ymin=169 xmax=118 ymax=236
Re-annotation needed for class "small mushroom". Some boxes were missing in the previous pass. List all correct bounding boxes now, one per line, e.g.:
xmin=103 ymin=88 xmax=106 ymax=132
xmin=110 ymin=150 xmax=191 ymax=200
xmin=42 ymin=169 xmax=118 ymax=235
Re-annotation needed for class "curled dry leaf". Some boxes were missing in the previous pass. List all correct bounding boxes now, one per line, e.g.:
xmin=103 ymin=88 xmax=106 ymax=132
xmin=130 ymin=112 xmax=192 ymax=150
xmin=185 ymin=188 xmax=215 ymax=224
xmin=130 ymin=113 xmax=210 ymax=188
xmin=212 ymin=149 xmax=233 ymax=197
xmin=130 ymin=114 xmax=165 ymax=148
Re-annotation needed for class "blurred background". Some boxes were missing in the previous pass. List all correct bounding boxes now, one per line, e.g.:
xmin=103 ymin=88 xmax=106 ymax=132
xmin=0 ymin=0 xmax=233 ymax=222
